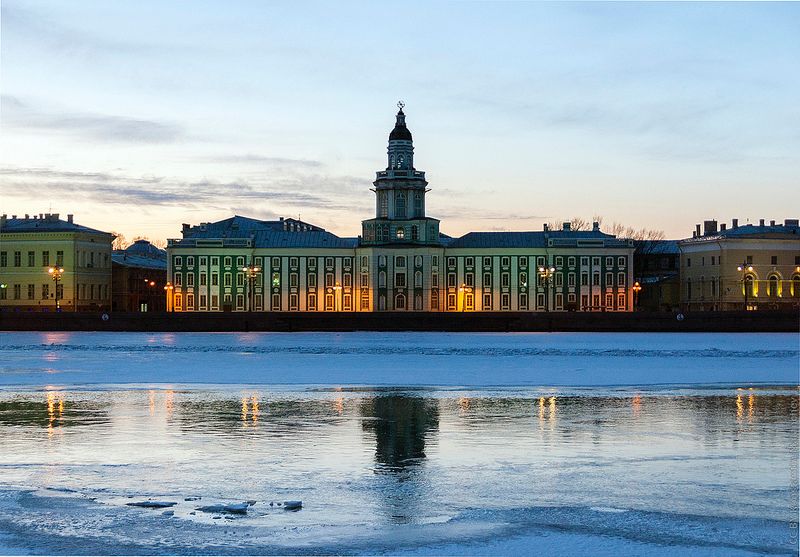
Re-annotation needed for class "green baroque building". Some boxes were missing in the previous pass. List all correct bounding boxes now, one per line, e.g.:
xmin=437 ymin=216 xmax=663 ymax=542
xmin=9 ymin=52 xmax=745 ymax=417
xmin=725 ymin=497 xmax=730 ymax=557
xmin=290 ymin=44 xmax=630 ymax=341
xmin=167 ymin=107 xmax=634 ymax=313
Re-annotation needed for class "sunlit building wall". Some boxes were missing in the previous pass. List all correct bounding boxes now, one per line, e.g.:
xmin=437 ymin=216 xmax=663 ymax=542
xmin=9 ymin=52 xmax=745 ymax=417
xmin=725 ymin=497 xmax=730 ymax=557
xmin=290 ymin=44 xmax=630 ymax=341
xmin=166 ymin=107 xmax=636 ymax=312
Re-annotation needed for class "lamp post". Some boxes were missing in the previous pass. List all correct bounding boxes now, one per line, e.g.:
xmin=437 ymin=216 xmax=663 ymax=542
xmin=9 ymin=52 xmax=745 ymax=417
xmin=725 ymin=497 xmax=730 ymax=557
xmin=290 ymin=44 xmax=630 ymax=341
xmin=48 ymin=267 xmax=65 ymax=311
xmin=632 ymin=281 xmax=642 ymax=310
xmin=241 ymin=265 xmax=262 ymax=312
xmin=333 ymin=281 xmax=342 ymax=311
xmin=458 ymin=283 xmax=473 ymax=312
xmin=736 ymin=261 xmax=754 ymax=311
xmin=538 ymin=265 xmax=556 ymax=312
xmin=163 ymin=282 xmax=174 ymax=312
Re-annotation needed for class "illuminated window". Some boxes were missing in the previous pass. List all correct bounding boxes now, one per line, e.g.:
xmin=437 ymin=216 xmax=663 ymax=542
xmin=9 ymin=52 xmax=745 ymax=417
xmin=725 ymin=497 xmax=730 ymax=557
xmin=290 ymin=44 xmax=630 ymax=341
xmin=289 ymin=293 xmax=298 ymax=311
xmin=272 ymin=273 xmax=280 ymax=287
xmin=396 ymin=227 xmax=405 ymax=240
xmin=343 ymin=293 xmax=352 ymax=311
xmin=308 ymin=293 xmax=317 ymax=310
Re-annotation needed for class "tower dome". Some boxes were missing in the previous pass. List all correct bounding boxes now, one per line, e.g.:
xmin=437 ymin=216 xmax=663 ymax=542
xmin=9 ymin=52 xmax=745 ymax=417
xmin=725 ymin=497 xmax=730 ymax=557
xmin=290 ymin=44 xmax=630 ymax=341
xmin=389 ymin=103 xmax=413 ymax=141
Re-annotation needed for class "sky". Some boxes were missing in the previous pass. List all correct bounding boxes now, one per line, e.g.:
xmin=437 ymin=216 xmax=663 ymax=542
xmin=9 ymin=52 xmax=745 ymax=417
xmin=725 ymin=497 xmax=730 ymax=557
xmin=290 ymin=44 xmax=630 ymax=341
xmin=1 ymin=1 xmax=798 ymax=243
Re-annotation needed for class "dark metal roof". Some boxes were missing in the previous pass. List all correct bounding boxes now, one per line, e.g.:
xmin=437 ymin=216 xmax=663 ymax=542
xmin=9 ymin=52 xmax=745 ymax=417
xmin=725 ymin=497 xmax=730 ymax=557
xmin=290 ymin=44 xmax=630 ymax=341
xmin=447 ymin=230 xmax=626 ymax=249
xmin=252 ymin=230 xmax=358 ymax=249
xmin=680 ymin=223 xmax=800 ymax=244
xmin=636 ymin=240 xmax=680 ymax=254
xmin=112 ymin=240 xmax=167 ymax=270
xmin=182 ymin=215 xmax=324 ymax=239
xmin=1 ymin=215 xmax=110 ymax=235
xmin=389 ymin=109 xmax=413 ymax=141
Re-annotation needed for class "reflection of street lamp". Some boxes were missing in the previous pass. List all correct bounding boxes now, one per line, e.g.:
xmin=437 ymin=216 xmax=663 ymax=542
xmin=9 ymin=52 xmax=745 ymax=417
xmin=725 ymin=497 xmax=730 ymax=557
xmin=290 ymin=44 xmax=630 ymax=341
xmin=458 ymin=283 xmax=473 ymax=312
xmin=241 ymin=265 xmax=262 ymax=312
xmin=632 ymin=281 xmax=642 ymax=310
xmin=163 ymin=282 xmax=174 ymax=312
xmin=538 ymin=266 xmax=556 ymax=312
xmin=48 ymin=267 xmax=65 ymax=311
xmin=737 ymin=261 xmax=754 ymax=310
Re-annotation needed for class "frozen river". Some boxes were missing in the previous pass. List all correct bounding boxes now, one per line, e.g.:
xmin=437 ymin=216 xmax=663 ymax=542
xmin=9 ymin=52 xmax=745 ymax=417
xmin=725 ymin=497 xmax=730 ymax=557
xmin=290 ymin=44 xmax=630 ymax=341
xmin=0 ymin=332 xmax=797 ymax=555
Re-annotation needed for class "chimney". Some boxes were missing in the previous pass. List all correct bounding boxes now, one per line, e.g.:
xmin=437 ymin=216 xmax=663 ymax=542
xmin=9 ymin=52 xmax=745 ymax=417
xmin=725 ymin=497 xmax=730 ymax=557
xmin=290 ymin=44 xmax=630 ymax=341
xmin=720 ymin=223 xmax=727 ymax=231
xmin=692 ymin=231 xmax=697 ymax=238
xmin=703 ymin=220 xmax=718 ymax=235
xmin=67 ymin=214 xmax=73 ymax=224
xmin=785 ymin=219 xmax=799 ymax=227
xmin=563 ymin=222 xmax=571 ymax=231
xmin=25 ymin=214 xmax=29 ymax=219
xmin=759 ymin=218 xmax=765 ymax=226
xmin=695 ymin=224 xmax=701 ymax=237
xmin=592 ymin=221 xmax=600 ymax=231
xmin=732 ymin=218 xmax=738 ymax=228
xmin=0 ymin=214 xmax=6 ymax=228
xmin=181 ymin=223 xmax=190 ymax=235
xmin=769 ymin=219 xmax=775 ymax=226
xmin=39 ymin=213 xmax=43 ymax=219
xmin=543 ymin=223 xmax=549 ymax=232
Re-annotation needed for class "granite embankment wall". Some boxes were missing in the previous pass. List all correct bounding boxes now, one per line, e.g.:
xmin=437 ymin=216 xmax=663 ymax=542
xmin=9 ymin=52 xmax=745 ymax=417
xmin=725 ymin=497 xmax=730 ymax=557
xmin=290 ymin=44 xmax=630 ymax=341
xmin=0 ymin=310 xmax=797 ymax=333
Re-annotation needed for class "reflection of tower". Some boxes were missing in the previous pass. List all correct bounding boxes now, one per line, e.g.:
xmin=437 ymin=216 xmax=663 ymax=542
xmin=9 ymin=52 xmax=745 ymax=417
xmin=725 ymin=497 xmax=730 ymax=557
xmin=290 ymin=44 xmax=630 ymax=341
xmin=360 ymin=395 xmax=440 ymax=523
xmin=361 ymin=396 xmax=440 ymax=470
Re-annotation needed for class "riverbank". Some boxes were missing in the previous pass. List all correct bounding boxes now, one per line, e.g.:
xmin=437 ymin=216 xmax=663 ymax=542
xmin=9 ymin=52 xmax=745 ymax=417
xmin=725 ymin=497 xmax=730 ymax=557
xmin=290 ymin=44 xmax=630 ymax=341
xmin=0 ymin=310 xmax=797 ymax=333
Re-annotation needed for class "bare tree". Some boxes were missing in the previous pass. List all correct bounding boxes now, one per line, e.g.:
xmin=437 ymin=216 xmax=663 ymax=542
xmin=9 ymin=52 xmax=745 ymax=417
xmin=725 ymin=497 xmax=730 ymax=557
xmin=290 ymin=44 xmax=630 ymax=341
xmin=111 ymin=232 xmax=127 ymax=250
xmin=547 ymin=217 xmax=591 ymax=231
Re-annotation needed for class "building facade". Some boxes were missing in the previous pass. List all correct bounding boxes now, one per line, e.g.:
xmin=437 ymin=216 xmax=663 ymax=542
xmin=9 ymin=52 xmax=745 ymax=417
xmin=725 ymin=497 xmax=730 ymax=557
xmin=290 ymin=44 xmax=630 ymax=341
xmin=111 ymin=240 xmax=168 ymax=312
xmin=0 ymin=213 xmax=113 ymax=311
xmin=678 ymin=219 xmax=800 ymax=311
xmin=166 ymin=107 xmax=635 ymax=313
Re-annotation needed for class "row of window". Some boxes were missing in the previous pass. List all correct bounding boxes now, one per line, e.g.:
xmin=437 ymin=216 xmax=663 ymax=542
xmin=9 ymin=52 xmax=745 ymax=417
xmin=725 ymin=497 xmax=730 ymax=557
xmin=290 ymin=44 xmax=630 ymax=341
xmin=0 ymin=250 xmax=65 ymax=268
xmin=174 ymin=292 xmax=356 ymax=312
xmin=174 ymin=255 xmax=352 ymax=270
xmin=173 ymin=271 xmax=354 ymax=289
xmin=687 ymin=275 xmax=800 ymax=299
xmin=686 ymin=255 xmax=800 ymax=268
xmin=0 ymin=283 xmax=106 ymax=301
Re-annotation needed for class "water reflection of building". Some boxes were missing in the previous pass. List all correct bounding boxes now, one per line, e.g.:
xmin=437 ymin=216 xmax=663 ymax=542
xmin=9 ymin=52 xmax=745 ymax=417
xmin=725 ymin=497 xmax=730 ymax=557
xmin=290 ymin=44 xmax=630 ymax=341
xmin=360 ymin=396 xmax=439 ymax=470
xmin=0 ymin=394 xmax=108 ymax=430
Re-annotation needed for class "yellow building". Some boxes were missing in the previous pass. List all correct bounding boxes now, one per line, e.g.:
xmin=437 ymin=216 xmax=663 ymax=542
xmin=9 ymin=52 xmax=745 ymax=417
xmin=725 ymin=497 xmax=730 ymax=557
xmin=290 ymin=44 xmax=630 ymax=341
xmin=0 ymin=213 xmax=114 ymax=311
xmin=678 ymin=219 xmax=800 ymax=311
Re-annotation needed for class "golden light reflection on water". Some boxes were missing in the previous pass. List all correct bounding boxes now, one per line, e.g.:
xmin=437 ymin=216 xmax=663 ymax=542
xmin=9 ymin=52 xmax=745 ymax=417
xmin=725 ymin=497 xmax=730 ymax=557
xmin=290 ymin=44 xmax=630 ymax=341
xmin=632 ymin=395 xmax=642 ymax=418
xmin=148 ymin=390 xmax=156 ymax=416
xmin=46 ymin=391 xmax=65 ymax=438
xmin=165 ymin=390 xmax=175 ymax=417
xmin=241 ymin=394 xmax=261 ymax=426
xmin=736 ymin=392 xmax=744 ymax=421
xmin=334 ymin=397 xmax=344 ymax=415
xmin=537 ymin=396 xmax=557 ymax=429
xmin=458 ymin=397 xmax=470 ymax=416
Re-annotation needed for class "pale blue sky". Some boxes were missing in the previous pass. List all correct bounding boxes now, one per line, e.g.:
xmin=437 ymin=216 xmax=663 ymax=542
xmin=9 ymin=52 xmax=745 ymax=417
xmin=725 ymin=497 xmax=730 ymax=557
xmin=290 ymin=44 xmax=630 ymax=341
xmin=1 ymin=1 xmax=798 ymax=241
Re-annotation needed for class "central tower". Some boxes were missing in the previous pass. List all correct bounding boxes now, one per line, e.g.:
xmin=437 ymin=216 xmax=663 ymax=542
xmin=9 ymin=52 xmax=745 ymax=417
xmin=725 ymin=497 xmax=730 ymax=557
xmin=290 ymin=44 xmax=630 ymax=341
xmin=361 ymin=103 xmax=441 ymax=245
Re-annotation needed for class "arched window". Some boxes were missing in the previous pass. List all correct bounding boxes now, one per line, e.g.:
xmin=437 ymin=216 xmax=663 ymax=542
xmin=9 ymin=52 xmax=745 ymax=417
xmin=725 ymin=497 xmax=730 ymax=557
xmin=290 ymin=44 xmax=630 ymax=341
xmin=414 ymin=271 xmax=422 ymax=288
xmin=389 ymin=155 xmax=395 ymax=168
xmin=395 ymin=293 xmax=406 ymax=310
xmin=411 ymin=225 xmax=419 ymax=241
xmin=397 ymin=155 xmax=404 ymax=169
xmin=396 ymin=192 xmax=406 ymax=217
xmin=379 ymin=271 xmax=386 ymax=288
xmin=381 ymin=226 xmax=389 ymax=242
xmin=768 ymin=274 xmax=779 ymax=297
xmin=792 ymin=275 xmax=800 ymax=298
xmin=396 ymin=227 xmax=405 ymax=240
xmin=414 ymin=294 xmax=423 ymax=310
xmin=431 ymin=289 xmax=439 ymax=311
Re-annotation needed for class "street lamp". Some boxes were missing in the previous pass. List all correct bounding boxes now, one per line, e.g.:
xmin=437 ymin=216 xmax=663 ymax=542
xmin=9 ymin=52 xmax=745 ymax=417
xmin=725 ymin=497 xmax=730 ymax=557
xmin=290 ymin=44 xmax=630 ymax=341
xmin=737 ymin=261 xmax=754 ymax=310
xmin=537 ymin=265 xmax=556 ymax=312
xmin=632 ymin=281 xmax=642 ymax=310
xmin=163 ymin=282 xmax=174 ymax=312
xmin=458 ymin=283 xmax=473 ymax=312
xmin=48 ymin=267 xmax=65 ymax=311
xmin=241 ymin=265 xmax=262 ymax=312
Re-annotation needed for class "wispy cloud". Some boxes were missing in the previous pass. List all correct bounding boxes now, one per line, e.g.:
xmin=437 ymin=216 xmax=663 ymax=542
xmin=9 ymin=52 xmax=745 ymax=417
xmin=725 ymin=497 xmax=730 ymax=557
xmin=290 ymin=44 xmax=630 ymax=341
xmin=201 ymin=154 xmax=324 ymax=168
xmin=0 ymin=166 xmax=369 ymax=213
xmin=1 ymin=95 xmax=183 ymax=144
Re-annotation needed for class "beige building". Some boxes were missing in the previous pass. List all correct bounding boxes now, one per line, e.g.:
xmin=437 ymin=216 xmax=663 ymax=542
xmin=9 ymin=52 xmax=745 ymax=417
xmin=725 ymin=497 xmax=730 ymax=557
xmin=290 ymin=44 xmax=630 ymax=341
xmin=0 ymin=213 xmax=114 ymax=311
xmin=167 ymin=106 xmax=635 ymax=313
xmin=678 ymin=219 xmax=800 ymax=311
